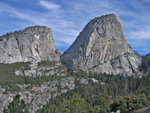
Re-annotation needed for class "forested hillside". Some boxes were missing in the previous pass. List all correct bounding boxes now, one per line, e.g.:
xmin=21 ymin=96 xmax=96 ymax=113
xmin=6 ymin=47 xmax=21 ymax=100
xmin=2 ymin=66 xmax=150 ymax=113
xmin=36 ymin=71 xmax=150 ymax=113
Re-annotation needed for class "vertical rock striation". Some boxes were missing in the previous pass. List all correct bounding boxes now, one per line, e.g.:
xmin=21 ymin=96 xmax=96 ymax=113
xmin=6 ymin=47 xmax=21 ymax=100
xmin=0 ymin=26 xmax=59 ymax=63
xmin=61 ymin=14 xmax=142 ymax=76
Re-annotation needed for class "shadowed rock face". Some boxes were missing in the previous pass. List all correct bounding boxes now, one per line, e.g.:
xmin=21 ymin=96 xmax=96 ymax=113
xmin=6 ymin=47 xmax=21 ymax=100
xmin=0 ymin=26 xmax=59 ymax=63
xmin=140 ymin=53 xmax=150 ymax=74
xmin=61 ymin=14 xmax=142 ymax=76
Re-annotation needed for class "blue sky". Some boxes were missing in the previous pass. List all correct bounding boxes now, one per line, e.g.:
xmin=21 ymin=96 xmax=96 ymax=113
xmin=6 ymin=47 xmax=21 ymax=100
xmin=0 ymin=0 xmax=150 ymax=55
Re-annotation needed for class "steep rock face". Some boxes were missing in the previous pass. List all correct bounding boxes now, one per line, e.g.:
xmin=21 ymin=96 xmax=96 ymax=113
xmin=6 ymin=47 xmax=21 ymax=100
xmin=140 ymin=53 xmax=150 ymax=74
xmin=61 ymin=14 xmax=142 ymax=76
xmin=0 ymin=26 xmax=59 ymax=63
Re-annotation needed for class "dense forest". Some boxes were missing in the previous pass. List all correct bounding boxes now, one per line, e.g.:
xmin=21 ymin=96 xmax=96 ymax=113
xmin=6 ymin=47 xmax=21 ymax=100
xmin=2 ymin=67 xmax=150 ymax=113
xmin=2 ymin=55 xmax=150 ymax=113
xmin=0 ymin=61 xmax=68 ymax=92
xmin=5 ymin=71 xmax=149 ymax=113
xmin=35 ymin=71 xmax=150 ymax=113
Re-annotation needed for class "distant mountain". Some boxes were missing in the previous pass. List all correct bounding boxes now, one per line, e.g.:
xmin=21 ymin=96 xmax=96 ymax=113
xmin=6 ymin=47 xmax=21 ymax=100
xmin=61 ymin=14 xmax=142 ymax=76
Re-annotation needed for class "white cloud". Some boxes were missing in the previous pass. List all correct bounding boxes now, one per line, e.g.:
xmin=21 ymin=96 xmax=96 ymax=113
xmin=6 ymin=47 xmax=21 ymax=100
xmin=39 ymin=1 xmax=60 ymax=10
xmin=0 ymin=2 xmax=16 ymax=13
xmin=55 ymin=36 xmax=76 ymax=45
xmin=142 ymin=0 xmax=150 ymax=4
xmin=129 ymin=29 xmax=150 ymax=39
xmin=0 ymin=0 xmax=150 ymax=54
xmin=0 ymin=2 xmax=47 ymax=25
xmin=54 ymin=41 xmax=66 ymax=47
xmin=0 ymin=2 xmax=78 ymax=48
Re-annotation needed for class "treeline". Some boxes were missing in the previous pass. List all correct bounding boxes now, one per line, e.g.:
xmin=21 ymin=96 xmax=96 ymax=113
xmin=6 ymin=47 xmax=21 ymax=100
xmin=3 ymin=95 xmax=29 ymax=113
xmin=0 ymin=30 xmax=21 ymax=40
xmin=2 ymin=62 xmax=150 ymax=113
xmin=0 ymin=62 xmax=67 ymax=92
xmin=37 ymin=72 xmax=150 ymax=113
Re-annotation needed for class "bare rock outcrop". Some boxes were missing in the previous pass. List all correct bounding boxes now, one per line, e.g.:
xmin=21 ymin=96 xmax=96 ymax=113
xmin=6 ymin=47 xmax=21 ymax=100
xmin=0 ymin=26 xmax=59 ymax=63
xmin=61 ymin=14 xmax=142 ymax=76
xmin=0 ymin=77 xmax=75 ymax=113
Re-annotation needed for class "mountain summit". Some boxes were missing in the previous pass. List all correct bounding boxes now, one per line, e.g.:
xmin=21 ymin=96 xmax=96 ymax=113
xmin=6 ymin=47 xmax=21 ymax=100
xmin=61 ymin=14 xmax=142 ymax=76
xmin=0 ymin=26 xmax=59 ymax=63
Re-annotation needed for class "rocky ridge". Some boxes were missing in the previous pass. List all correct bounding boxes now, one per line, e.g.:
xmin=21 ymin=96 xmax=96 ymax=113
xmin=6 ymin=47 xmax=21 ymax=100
xmin=61 ymin=14 xmax=142 ymax=76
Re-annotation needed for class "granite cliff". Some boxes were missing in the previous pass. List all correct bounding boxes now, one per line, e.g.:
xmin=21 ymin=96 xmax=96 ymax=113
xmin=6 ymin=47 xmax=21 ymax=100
xmin=0 ymin=26 xmax=59 ymax=64
xmin=0 ymin=26 xmax=76 ymax=113
xmin=61 ymin=14 xmax=142 ymax=76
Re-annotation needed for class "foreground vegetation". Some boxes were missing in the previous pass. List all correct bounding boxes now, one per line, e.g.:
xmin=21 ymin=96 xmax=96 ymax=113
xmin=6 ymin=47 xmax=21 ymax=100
xmin=3 ymin=95 xmax=29 ymax=113
xmin=37 ymin=72 xmax=150 ymax=113
xmin=0 ymin=62 xmax=67 ymax=92
xmin=1 ymin=61 xmax=150 ymax=113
